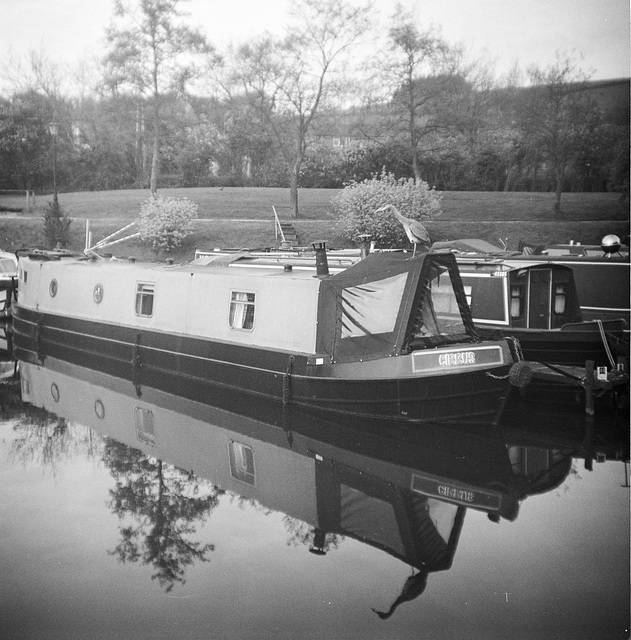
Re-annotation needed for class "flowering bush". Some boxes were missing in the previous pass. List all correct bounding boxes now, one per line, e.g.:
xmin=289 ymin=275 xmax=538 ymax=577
xmin=334 ymin=170 xmax=442 ymax=248
xmin=138 ymin=195 xmax=198 ymax=253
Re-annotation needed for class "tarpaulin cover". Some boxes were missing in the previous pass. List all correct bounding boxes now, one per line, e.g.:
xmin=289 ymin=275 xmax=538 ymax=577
xmin=316 ymin=252 xmax=477 ymax=363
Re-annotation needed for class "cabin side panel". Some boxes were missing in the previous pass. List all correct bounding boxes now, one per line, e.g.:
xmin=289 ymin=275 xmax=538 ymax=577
xmin=17 ymin=259 xmax=321 ymax=354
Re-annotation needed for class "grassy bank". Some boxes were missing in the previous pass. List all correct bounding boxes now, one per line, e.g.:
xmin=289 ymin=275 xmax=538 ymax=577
xmin=1 ymin=187 xmax=627 ymax=262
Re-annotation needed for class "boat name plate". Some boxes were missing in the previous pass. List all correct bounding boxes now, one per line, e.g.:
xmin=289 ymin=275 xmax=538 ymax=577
xmin=412 ymin=345 xmax=503 ymax=373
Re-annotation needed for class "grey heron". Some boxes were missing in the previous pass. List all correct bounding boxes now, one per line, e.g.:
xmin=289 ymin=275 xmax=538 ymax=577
xmin=375 ymin=204 xmax=431 ymax=257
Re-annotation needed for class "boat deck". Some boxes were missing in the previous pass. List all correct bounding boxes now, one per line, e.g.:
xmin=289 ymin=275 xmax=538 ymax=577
xmin=526 ymin=360 xmax=629 ymax=415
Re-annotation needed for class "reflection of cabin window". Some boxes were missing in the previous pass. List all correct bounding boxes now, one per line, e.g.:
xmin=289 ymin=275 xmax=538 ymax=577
xmin=135 ymin=407 xmax=155 ymax=446
xmin=510 ymin=285 xmax=525 ymax=318
xmin=135 ymin=282 xmax=154 ymax=317
xmin=228 ymin=441 xmax=255 ymax=485
xmin=554 ymin=284 xmax=567 ymax=314
xmin=229 ymin=291 xmax=255 ymax=330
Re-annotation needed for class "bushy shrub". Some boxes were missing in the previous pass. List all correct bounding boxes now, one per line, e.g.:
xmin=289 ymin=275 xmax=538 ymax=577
xmin=42 ymin=201 xmax=72 ymax=249
xmin=138 ymin=195 xmax=198 ymax=253
xmin=334 ymin=170 xmax=442 ymax=248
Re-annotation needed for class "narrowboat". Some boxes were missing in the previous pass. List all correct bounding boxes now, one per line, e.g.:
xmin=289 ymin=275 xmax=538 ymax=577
xmin=451 ymin=256 xmax=629 ymax=366
xmin=0 ymin=249 xmax=18 ymax=320
xmin=11 ymin=246 xmax=516 ymax=424
xmin=433 ymin=236 xmax=630 ymax=324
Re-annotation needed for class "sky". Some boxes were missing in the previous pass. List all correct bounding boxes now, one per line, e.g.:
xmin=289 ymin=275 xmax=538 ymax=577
xmin=0 ymin=0 xmax=629 ymax=92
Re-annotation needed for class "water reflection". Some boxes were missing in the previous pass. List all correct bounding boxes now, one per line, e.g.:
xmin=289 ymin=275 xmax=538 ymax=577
xmin=9 ymin=355 xmax=627 ymax=616
xmin=104 ymin=439 xmax=220 ymax=592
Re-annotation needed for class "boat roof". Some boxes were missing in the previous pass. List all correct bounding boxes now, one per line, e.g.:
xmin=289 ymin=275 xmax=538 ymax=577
xmin=454 ymin=258 xmax=574 ymax=273
xmin=20 ymin=250 xmax=329 ymax=281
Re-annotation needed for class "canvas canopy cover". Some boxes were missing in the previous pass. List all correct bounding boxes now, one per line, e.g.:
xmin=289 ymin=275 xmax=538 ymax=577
xmin=315 ymin=252 xmax=477 ymax=363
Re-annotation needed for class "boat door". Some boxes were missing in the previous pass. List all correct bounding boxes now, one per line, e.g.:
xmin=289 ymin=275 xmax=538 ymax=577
xmin=528 ymin=269 xmax=552 ymax=329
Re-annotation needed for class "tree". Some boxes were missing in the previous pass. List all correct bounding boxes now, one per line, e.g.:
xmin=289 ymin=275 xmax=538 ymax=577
xmin=104 ymin=0 xmax=216 ymax=194
xmin=363 ymin=5 xmax=455 ymax=181
xmin=225 ymin=0 xmax=372 ymax=217
xmin=0 ymin=93 xmax=51 ymax=192
xmin=519 ymin=52 xmax=600 ymax=211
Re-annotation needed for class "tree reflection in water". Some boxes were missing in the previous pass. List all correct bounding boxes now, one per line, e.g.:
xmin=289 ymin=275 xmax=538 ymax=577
xmin=9 ymin=405 xmax=103 ymax=474
xmin=103 ymin=439 xmax=224 ymax=592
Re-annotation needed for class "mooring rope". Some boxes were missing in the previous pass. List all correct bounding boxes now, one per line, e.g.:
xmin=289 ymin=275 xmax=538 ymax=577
xmin=596 ymin=319 xmax=616 ymax=368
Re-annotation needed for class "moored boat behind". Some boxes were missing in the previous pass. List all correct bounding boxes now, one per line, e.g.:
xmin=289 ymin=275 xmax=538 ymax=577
xmin=450 ymin=256 xmax=629 ymax=367
xmin=11 ymin=247 xmax=516 ymax=424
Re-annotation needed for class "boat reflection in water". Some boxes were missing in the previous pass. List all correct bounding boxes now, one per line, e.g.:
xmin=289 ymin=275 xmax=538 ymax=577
xmin=16 ymin=357 xmax=628 ymax=615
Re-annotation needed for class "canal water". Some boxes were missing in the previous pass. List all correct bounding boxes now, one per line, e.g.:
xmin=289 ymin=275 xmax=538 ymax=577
xmin=0 ymin=357 xmax=628 ymax=640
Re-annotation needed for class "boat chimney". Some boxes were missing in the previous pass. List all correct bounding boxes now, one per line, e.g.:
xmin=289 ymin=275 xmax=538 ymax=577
xmin=357 ymin=234 xmax=371 ymax=259
xmin=311 ymin=240 xmax=329 ymax=276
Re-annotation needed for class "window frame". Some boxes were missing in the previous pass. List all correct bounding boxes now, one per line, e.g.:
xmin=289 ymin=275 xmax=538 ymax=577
xmin=135 ymin=281 xmax=155 ymax=318
xmin=229 ymin=290 xmax=256 ymax=331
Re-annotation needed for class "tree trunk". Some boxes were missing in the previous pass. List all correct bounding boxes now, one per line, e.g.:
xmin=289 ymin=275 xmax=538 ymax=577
xmin=412 ymin=152 xmax=422 ymax=181
xmin=554 ymin=165 xmax=564 ymax=213
xmin=289 ymin=164 xmax=299 ymax=218
xmin=135 ymin=102 xmax=145 ymax=184
xmin=150 ymin=107 xmax=160 ymax=196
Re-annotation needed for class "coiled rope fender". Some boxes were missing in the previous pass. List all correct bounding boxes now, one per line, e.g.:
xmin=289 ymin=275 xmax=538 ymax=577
xmin=508 ymin=361 xmax=533 ymax=388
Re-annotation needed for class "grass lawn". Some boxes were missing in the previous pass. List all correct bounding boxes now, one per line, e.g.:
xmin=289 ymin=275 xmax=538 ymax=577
xmin=0 ymin=187 xmax=627 ymax=262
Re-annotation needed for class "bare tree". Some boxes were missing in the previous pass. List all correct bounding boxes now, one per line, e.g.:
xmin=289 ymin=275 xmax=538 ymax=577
xmin=520 ymin=52 xmax=599 ymax=212
xmin=363 ymin=5 xmax=456 ymax=181
xmin=225 ymin=0 xmax=372 ymax=217
xmin=104 ymin=0 xmax=216 ymax=194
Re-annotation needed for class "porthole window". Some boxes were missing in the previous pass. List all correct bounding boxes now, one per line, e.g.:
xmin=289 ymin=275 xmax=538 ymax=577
xmin=93 ymin=283 xmax=104 ymax=304
xmin=94 ymin=399 xmax=105 ymax=419
xmin=51 ymin=383 xmax=60 ymax=403
xmin=49 ymin=279 xmax=58 ymax=297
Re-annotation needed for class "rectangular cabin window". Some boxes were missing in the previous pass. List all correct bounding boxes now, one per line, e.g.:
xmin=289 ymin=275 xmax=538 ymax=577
xmin=228 ymin=441 xmax=256 ymax=485
xmin=0 ymin=259 xmax=16 ymax=273
xmin=510 ymin=285 xmax=525 ymax=318
xmin=461 ymin=276 xmax=507 ymax=323
xmin=463 ymin=284 xmax=472 ymax=307
xmin=229 ymin=291 xmax=255 ymax=330
xmin=20 ymin=268 xmax=27 ymax=284
xmin=554 ymin=284 xmax=567 ymax=315
xmin=135 ymin=282 xmax=155 ymax=317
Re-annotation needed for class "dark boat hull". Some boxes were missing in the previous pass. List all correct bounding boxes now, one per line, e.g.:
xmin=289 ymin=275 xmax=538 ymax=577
xmin=11 ymin=305 xmax=512 ymax=425
xmin=477 ymin=320 xmax=629 ymax=367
